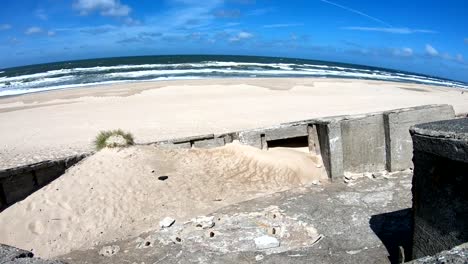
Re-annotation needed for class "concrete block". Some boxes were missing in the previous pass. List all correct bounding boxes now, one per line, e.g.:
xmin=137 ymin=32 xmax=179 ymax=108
xmin=2 ymin=172 xmax=37 ymax=204
xmin=264 ymin=125 xmax=308 ymax=141
xmin=410 ymin=118 xmax=468 ymax=259
xmin=157 ymin=142 xmax=192 ymax=149
xmin=317 ymin=121 xmax=344 ymax=180
xmin=307 ymin=124 xmax=321 ymax=155
xmin=35 ymin=163 xmax=66 ymax=187
xmin=238 ymin=130 xmax=263 ymax=149
xmin=172 ymin=134 xmax=214 ymax=144
xmin=341 ymin=114 xmax=386 ymax=173
xmin=193 ymin=137 xmax=225 ymax=148
xmin=384 ymin=104 xmax=455 ymax=171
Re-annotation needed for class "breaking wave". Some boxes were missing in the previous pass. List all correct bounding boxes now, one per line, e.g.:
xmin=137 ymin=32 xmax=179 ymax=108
xmin=1 ymin=56 xmax=467 ymax=97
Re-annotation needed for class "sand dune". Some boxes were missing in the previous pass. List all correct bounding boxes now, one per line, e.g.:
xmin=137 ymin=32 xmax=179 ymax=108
xmin=0 ymin=143 xmax=326 ymax=258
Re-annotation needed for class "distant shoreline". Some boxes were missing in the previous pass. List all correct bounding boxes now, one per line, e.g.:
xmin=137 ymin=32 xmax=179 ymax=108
xmin=1 ymin=75 xmax=467 ymax=99
xmin=1 ymin=55 xmax=467 ymax=97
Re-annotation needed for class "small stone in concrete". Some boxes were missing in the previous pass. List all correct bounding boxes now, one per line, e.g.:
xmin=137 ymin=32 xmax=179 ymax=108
xmin=255 ymin=254 xmax=264 ymax=261
xmin=254 ymin=235 xmax=280 ymax=250
xmin=98 ymin=245 xmax=120 ymax=257
xmin=159 ymin=217 xmax=175 ymax=228
xmin=192 ymin=216 xmax=215 ymax=229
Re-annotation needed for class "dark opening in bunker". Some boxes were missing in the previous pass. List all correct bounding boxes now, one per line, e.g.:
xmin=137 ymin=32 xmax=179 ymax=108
xmin=266 ymin=136 xmax=309 ymax=149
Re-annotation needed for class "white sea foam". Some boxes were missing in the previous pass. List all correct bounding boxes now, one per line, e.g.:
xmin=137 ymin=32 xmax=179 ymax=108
xmin=0 ymin=76 xmax=204 ymax=97
xmin=1 ymin=61 xmax=466 ymax=97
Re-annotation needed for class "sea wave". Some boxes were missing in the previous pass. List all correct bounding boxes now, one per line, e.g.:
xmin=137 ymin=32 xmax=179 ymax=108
xmin=0 ymin=60 xmax=467 ymax=96
xmin=0 ymin=76 xmax=204 ymax=97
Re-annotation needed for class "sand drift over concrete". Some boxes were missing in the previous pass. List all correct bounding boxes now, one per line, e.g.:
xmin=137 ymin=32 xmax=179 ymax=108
xmin=0 ymin=143 xmax=326 ymax=257
xmin=1 ymin=78 xmax=468 ymax=170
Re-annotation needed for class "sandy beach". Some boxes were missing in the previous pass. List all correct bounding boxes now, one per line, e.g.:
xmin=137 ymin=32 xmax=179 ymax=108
xmin=0 ymin=143 xmax=326 ymax=257
xmin=1 ymin=78 xmax=468 ymax=169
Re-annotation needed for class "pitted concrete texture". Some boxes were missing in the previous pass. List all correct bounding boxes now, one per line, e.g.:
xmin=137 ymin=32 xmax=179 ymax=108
xmin=0 ymin=244 xmax=66 ymax=264
xmin=410 ymin=118 xmax=468 ymax=259
xmin=58 ymin=171 xmax=413 ymax=264
xmin=408 ymin=243 xmax=468 ymax=263
xmin=384 ymin=104 xmax=455 ymax=172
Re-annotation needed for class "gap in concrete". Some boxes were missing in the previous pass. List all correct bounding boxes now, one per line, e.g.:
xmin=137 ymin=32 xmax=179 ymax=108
xmin=266 ymin=136 xmax=309 ymax=152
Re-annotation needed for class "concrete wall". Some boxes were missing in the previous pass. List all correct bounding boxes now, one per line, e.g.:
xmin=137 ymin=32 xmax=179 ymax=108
xmin=314 ymin=104 xmax=455 ymax=179
xmin=384 ymin=105 xmax=455 ymax=171
xmin=0 ymin=155 xmax=87 ymax=211
xmin=410 ymin=118 xmax=468 ymax=259
xmin=0 ymin=104 xmax=456 ymax=209
xmin=341 ymin=113 xmax=387 ymax=173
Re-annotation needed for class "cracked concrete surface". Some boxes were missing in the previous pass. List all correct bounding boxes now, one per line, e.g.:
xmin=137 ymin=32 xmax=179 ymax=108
xmin=57 ymin=170 xmax=413 ymax=264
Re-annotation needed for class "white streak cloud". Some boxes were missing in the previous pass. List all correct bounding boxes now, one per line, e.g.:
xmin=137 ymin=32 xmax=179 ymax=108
xmin=73 ymin=0 xmax=131 ymax=17
xmin=229 ymin=31 xmax=253 ymax=42
xmin=319 ymin=0 xmax=392 ymax=27
xmin=263 ymin=23 xmax=303 ymax=28
xmin=343 ymin=26 xmax=436 ymax=34
xmin=25 ymin=27 xmax=43 ymax=35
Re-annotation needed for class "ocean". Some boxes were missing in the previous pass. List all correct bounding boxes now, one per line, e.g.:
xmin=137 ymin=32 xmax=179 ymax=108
xmin=1 ymin=55 xmax=467 ymax=97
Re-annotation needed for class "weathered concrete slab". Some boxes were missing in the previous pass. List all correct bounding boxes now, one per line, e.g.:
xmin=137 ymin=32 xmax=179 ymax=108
xmin=307 ymin=125 xmax=321 ymax=155
xmin=2 ymin=172 xmax=36 ymax=204
xmin=317 ymin=121 xmax=344 ymax=180
xmin=238 ymin=130 xmax=264 ymax=149
xmin=384 ymin=104 xmax=455 ymax=171
xmin=35 ymin=164 xmax=66 ymax=187
xmin=58 ymin=171 xmax=413 ymax=264
xmin=193 ymin=137 xmax=225 ymax=149
xmin=408 ymin=242 xmax=468 ymax=263
xmin=264 ymin=125 xmax=308 ymax=142
xmin=155 ymin=141 xmax=192 ymax=149
xmin=171 ymin=134 xmax=214 ymax=144
xmin=341 ymin=113 xmax=386 ymax=173
xmin=0 ymin=244 xmax=66 ymax=263
xmin=410 ymin=118 xmax=468 ymax=259
xmin=411 ymin=118 xmax=468 ymax=162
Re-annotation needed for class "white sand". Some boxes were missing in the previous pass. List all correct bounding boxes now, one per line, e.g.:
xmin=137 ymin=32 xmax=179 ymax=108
xmin=0 ymin=78 xmax=467 ymax=169
xmin=0 ymin=143 xmax=326 ymax=257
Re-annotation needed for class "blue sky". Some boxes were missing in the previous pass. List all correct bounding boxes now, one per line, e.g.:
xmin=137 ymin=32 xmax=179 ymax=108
xmin=0 ymin=0 xmax=467 ymax=82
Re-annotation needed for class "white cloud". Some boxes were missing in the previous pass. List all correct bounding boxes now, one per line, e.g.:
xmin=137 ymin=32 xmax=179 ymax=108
xmin=73 ymin=0 xmax=131 ymax=17
xmin=35 ymin=9 xmax=48 ymax=20
xmin=246 ymin=7 xmax=274 ymax=16
xmin=0 ymin=24 xmax=12 ymax=30
xmin=263 ymin=23 xmax=303 ymax=28
xmin=393 ymin=47 xmax=413 ymax=57
xmin=425 ymin=44 xmax=438 ymax=56
xmin=465 ymin=38 xmax=468 ymax=45
xmin=441 ymin=52 xmax=451 ymax=60
xmin=229 ymin=31 xmax=253 ymax=42
xmin=47 ymin=31 xmax=56 ymax=36
xmin=456 ymin=54 xmax=463 ymax=62
xmin=25 ymin=27 xmax=43 ymax=35
xmin=342 ymin=27 xmax=436 ymax=34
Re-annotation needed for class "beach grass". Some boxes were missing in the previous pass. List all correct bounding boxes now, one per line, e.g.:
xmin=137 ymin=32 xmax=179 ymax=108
xmin=94 ymin=129 xmax=134 ymax=150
